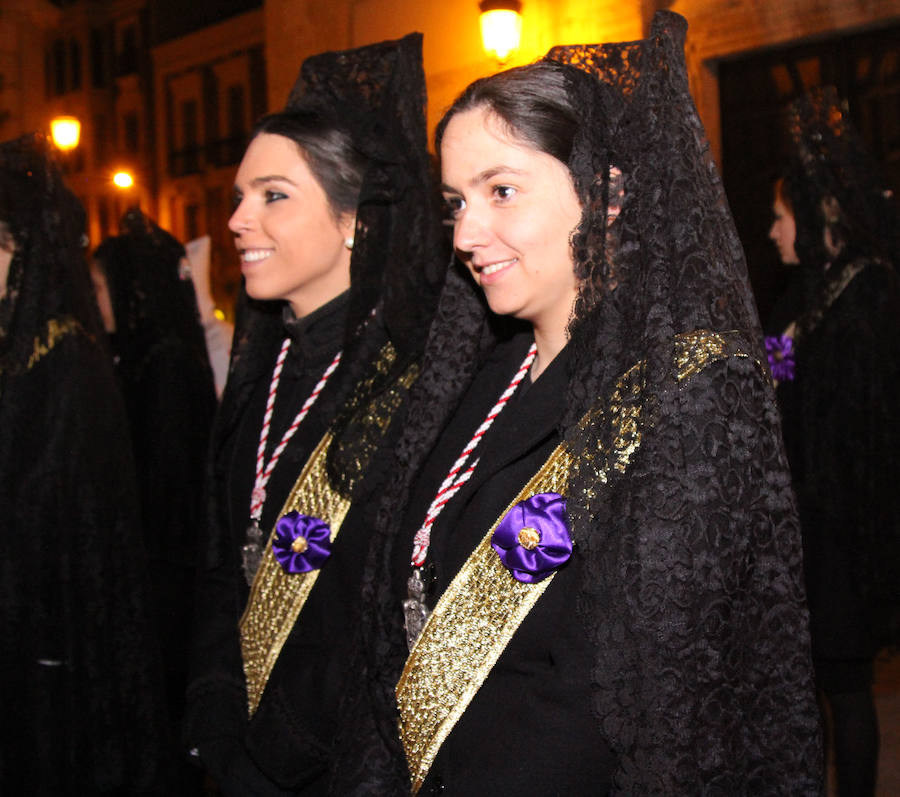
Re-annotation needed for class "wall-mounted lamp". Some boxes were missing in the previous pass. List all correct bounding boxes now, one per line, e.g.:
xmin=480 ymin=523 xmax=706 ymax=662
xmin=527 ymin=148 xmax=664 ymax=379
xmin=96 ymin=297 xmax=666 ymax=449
xmin=50 ymin=116 xmax=81 ymax=151
xmin=112 ymin=170 xmax=135 ymax=189
xmin=479 ymin=0 xmax=522 ymax=64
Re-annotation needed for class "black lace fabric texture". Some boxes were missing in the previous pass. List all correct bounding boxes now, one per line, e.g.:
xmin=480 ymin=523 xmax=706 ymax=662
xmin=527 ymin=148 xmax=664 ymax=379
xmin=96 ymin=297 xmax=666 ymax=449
xmin=343 ymin=12 xmax=822 ymax=794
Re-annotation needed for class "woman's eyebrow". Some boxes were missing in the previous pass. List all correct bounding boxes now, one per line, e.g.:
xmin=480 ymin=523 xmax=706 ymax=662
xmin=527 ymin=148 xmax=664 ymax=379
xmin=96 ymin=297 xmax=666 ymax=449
xmin=441 ymin=165 xmax=527 ymax=194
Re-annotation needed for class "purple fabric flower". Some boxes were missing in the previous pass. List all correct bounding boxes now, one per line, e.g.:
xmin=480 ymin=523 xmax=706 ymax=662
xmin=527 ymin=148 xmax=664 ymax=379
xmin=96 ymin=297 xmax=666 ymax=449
xmin=491 ymin=492 xmax=573 ymax=583
xmin=271 ymin=511 xmax=332 ymax=574
xmin=765 ymin=334 xmax=796 ymax=382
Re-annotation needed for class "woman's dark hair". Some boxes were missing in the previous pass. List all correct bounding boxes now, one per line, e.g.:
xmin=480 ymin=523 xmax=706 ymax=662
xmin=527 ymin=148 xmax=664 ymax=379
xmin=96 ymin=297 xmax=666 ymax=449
xmin=251 ymin=107 xmax=369 ymax=219
xmin=773 ymin=176 xmax=793 ymax=214
xmin=435 ymin=61 xmax=581 ymax=171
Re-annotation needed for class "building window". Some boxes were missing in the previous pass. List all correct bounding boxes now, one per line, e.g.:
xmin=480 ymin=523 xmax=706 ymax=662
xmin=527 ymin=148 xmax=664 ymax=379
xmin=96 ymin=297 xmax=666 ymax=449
xmin=117 ymin=25 xmax=138 ymax=76
xmin=181 ymin=99 xmax=199 ymax=173
xmin=123 ymin=112 xmax=139 ymax=153
xmin=94 ymin=113 xmax=107 ymax=166
xmin=227 ymin=84 xmax=245 ymax=139
xmin=90 ymin=27 xmax=108 ymax=88
xmin=185 ymin=203 xmax=200 ymax=241
xmin=224 ymin=84 xmax=246 ymax=163
xmin=69 ymin=39 xmax=81 ymax=91
xmin=52 ymin=39 xmax=66 ymax=96
xmin=45 ymin=50 xmax=53 ymax=98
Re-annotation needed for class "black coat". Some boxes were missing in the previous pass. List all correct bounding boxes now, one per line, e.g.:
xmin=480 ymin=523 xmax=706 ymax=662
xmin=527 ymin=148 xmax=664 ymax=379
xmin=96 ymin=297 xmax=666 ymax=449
xmin=0 ymin=322 xmax=172 ymax=794
xmin=774 ymin=258 xmax=900 ymax=665
xmin=395 ymin=333 xmax=614 ymax=795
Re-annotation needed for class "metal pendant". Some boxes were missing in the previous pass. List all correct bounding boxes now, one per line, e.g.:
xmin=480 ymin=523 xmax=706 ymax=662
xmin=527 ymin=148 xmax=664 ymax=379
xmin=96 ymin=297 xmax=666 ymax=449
xmin=241 ymin=521 xmax=264 ymax=586
xmin=403 ymin=568 xmax=430 ymax=651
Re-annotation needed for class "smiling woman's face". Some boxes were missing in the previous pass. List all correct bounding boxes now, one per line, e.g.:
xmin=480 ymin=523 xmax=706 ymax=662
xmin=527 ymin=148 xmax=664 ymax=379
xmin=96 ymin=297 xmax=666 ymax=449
xmin=228 ymin=132 xmax=355 ymax=317
xmin=0 ymin=221 xmax=14 ymax=300
xmin=440 ymin=106 xmax=583 ymax=339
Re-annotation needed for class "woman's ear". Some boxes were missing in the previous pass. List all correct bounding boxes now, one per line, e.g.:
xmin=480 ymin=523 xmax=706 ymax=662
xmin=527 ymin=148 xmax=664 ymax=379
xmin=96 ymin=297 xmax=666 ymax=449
xmin=340 ymin=213 xmax=357 ymax=238
xmin=820 ymin=195 xmax=841 ymax=225
xmin=340 ymin=213 xmax=357 ymax=251
xmin=820 ymin=195 xmax=844 ymax=258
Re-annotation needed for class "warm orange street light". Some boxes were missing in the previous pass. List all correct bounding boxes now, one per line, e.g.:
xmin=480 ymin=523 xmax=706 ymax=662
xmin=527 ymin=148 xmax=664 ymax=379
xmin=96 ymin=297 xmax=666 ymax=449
xmin=479 ymin=0 xmax=522 ymax=63
xmin=50 ymin=116 xmax=81 ymax=151
xmin=112 ymin=171 xmax=134 ymax=189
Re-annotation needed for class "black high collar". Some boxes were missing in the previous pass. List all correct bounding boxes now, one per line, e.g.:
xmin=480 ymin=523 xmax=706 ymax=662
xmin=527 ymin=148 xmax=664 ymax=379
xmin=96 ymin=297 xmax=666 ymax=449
xmin=281 ymin=291 xmax=350 ymax=365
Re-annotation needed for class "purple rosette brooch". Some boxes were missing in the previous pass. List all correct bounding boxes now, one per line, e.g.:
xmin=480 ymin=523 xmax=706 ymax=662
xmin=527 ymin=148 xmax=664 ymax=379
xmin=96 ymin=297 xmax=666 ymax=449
xmin=271 ymin=510 xmax=332 ymax=574
xmin=490 ymin=492 xmax=573 ymax=583
xmin=764 ymin=334 xmax=795 ymax=382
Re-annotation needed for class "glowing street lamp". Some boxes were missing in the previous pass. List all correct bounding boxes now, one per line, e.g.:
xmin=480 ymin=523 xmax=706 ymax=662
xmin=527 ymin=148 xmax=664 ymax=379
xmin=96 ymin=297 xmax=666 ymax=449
xmin=479 ymin=0 xmax=522 ymax=63
xmin=50 ymin=116 xmax=81 ymax=151
xmin=113 ymin=171 xmax=134 ymax=189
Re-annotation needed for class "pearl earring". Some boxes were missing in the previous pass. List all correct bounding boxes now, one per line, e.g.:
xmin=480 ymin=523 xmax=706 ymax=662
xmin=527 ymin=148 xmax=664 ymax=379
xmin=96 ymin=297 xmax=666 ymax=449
xmin=344 ymin=237 xmax=354 ymax=251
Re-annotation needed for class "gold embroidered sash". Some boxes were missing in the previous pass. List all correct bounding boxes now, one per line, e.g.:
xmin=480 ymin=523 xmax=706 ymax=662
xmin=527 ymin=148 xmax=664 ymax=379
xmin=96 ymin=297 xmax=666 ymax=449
xmin=240 ymin=342 xmax=417 ymax=715
xmin=396 ymin=329 xmax=749 ymax=793
xmin=1 ymin=317 xmax=87 ymax=397
xmin=28 ymin=317 xmax=84 ymax=369
xmin=240 ymin=431 xmax=351 ymax=715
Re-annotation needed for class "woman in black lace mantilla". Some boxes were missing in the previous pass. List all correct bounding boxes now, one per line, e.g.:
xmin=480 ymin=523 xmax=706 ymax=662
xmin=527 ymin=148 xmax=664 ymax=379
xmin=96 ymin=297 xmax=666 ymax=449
xmin=766 ymin=86 xmax=900 ymax=797
xmin=340 ymin=12 xmax=822 ymax=795
xmin=0 ymin=134 xmax=171 ymax=793
xmin=185 ymin=33 xmax=445 ymax=795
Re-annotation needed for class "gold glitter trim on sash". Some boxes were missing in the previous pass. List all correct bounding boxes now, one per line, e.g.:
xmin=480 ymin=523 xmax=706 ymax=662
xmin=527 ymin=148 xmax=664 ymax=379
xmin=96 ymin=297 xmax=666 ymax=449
xmin=240 ymin=342 xmax=417 ymax=716
xmin=396 ymin=329 xmax=754 ymax=792
xmin=27 ymin=317 xmax=83 ymax=370
xmin=397 ymin=445 xmax=573 ymax=794
xmin=240 ymin=430 xmax=351 ymax=715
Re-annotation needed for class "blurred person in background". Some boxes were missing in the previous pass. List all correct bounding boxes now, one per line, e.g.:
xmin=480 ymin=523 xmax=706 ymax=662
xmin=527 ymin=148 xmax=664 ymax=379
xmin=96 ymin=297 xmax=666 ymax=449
xmin=184 ymin=234 xmax=234 ymax=400
xmin=0 ymin=134 xmax=171 ymax=793
xmin=92 ymin=209 xmax=217 ymax=791
xmin=766 ymin=87 xmax=900 ymax=796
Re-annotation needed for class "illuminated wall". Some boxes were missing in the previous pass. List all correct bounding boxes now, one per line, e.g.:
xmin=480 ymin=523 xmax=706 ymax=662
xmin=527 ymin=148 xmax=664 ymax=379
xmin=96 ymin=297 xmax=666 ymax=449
xmin=265 ymin=0 xmax=900 ymax=158
xmin=265 ymin=0 xmax=643 ymax=141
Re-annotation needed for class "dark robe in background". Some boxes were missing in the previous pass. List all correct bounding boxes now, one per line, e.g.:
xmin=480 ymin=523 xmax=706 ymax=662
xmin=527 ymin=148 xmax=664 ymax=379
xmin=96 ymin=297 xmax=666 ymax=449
xmin=0 ymin=134 xmax=171 ymax=794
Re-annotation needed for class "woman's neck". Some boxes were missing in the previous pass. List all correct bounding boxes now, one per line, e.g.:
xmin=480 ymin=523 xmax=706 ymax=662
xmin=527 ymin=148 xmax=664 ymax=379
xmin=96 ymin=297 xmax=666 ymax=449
xmin=531 ymin=323 xmax=568 ymax=381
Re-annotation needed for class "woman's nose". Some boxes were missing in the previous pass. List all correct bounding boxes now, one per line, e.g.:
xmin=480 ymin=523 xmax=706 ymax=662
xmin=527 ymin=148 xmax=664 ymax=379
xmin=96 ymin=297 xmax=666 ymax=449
xmin=228 ymin=200 xmax=252 ymax=235
xmin=453 ymin=207 xmax=488 ymax=254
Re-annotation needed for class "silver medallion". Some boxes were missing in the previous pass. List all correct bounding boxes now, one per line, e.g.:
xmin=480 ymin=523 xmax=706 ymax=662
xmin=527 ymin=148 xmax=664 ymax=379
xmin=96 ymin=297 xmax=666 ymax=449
xmin=241 ymin=521 xmax=264 ymax=585
xmin=402 ymin=567 xmax=430 ymax=651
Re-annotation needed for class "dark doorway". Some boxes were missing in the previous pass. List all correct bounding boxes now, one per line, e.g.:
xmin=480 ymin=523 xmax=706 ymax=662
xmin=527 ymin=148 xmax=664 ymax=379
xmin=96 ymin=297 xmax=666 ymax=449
xmin=718 ymin=22 xmax=900 ymax=326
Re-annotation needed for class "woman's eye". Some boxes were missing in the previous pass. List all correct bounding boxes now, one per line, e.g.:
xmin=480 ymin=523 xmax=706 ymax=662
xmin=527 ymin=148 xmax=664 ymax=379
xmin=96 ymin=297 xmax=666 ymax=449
xmin=443 ymin=195 xmax=465 ymax=218
xmin=231 ymin=191 xmax=243 ymax=211
xmin=264 ymin=190 xmax=288 ymax=203
xmin=493 ymin=185 xmax=516 ymax=201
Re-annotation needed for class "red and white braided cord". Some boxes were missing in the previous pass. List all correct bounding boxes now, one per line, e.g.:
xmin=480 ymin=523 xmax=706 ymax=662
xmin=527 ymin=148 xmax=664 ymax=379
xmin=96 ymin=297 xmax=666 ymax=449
xmin=410 ymin=342 xmax=536 ymax=566
xmin=249 ymin=338 xmax=342 ymax=522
